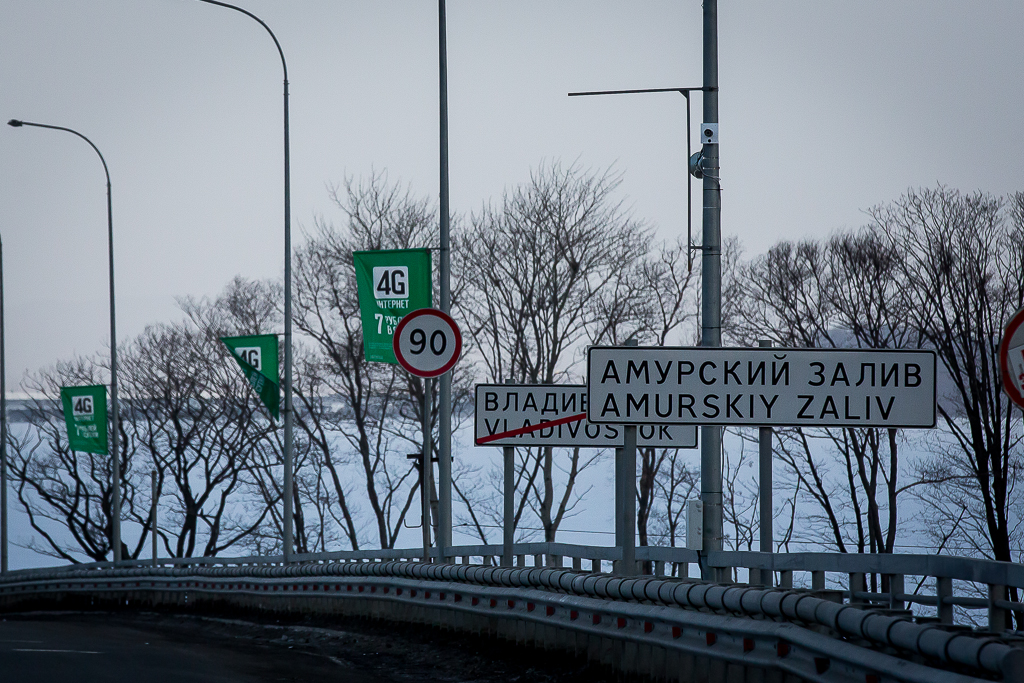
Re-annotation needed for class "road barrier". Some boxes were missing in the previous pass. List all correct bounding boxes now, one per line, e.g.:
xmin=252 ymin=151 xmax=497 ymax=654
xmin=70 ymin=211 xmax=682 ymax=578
xmin=2 ymin=550 xmax=1023 ymax=683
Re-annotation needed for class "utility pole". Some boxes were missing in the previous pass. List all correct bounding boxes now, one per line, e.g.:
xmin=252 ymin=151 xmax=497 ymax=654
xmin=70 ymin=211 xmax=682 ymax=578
xmin=437 ymin=0 xmax=453 ymax=563
xmin=699 ymin=0 xmax=723 ymax=580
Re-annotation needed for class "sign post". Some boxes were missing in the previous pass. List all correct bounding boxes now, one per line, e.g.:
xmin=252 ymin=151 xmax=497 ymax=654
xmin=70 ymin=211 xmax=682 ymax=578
xmin=757 ymin=339 xmax=773 ymax=586
xmin=475 ymin=378 xmax=697 ymax=577
xmin=502 ymin=379 xmax=515 ymax=568
xmin=354 ymin=248 xmax=432 ymax=364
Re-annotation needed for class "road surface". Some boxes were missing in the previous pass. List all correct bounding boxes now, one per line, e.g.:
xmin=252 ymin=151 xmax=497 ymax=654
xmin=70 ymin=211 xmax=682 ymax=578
xmin=0 ymin=610 xmax=609 ymax=682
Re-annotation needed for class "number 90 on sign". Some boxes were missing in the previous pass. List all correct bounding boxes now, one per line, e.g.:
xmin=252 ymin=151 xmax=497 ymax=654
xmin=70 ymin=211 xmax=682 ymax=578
xmin=393 ymin=308 xmax=462 ymax=378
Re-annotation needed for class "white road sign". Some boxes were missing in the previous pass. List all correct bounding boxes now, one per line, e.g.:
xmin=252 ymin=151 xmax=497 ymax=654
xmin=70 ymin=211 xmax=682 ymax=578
xmin=475 ymin=384 xmax=697 ymax=448
xmin=587 ymin=346 xmax=937 ymax=428
xmin=393 ymin=308 xmax=462 ymax=378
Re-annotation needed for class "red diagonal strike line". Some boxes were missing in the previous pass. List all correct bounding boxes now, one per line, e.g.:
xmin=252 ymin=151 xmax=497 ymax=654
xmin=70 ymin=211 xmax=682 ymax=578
xmin=476 ymin=412 xmax=588 ymax=445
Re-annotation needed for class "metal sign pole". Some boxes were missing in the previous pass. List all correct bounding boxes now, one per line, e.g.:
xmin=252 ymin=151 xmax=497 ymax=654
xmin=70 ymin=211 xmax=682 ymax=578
xmin=622 ymin=423 xmax=637 ymax=576
xmin=758 ymin=339 xmax=773 ymax=585
xmin=502 ymin=379 xmax=515 ymax=567
xmin=422 ymin=379 xmax=433 ymax=561
xmin=616 ymin=339 xmax=638 ymax=576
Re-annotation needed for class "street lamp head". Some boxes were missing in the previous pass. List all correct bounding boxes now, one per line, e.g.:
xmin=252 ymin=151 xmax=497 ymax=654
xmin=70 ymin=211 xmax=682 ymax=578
xmin=6 ymin=120 xmax=23 ymax=128
xmin=688 ymin=151 xmax=705 ymax=180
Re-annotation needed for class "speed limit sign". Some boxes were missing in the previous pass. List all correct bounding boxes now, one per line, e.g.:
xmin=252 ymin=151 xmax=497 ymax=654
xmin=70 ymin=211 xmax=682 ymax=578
xmin=393 ymin=308 xmax=463 ymax=377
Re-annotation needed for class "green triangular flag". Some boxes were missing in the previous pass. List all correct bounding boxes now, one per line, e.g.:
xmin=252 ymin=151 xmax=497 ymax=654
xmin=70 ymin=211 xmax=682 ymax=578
xmin=221 ymin=334 xmax=280 ymax=420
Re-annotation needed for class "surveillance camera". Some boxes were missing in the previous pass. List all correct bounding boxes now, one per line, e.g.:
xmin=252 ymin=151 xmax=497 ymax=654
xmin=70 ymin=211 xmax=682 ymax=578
xmin=700 ymin=123 xmax=718 ymax=144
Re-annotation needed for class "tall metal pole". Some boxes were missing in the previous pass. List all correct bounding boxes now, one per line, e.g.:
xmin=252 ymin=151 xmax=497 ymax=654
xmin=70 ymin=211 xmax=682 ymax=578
xmin=758 ymin=340 xmax=773 ymax=586
xmin=194 ymin=0 xmax=294 ymax=562
xmin=699 ymin=0 xmax=723 ymax=580
xmin=615 ymin=339 xmax=638 ymax=576
xmin=0 ymin=234 xmax=6 ymax=574
xmin=6 ymin=119 xmax=122 ymax=563
xmin=437 ymin=0 xmax=453 ymax=563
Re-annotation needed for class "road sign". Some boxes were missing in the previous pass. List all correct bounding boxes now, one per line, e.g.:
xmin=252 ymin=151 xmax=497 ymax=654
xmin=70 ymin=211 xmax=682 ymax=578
xmin=393 ymin=308 xmax=462 ymax=378
xmin=353 ymin=249 xmax=432 ymax=364
xmin=475 ymin=384 xmax=697 ymax=448
xmin=587 ymin=346 xmax=937 ymax=428
xmin=999 ymin=306 xmax=1024 ymax=409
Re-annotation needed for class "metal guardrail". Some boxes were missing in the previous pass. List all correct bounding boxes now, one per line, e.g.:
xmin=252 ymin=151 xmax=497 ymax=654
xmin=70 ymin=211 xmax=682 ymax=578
xmin=5 ymin=544 xmax=1022 ymax=631
xmin=1 ymin=560 xmax=1021 ymax=683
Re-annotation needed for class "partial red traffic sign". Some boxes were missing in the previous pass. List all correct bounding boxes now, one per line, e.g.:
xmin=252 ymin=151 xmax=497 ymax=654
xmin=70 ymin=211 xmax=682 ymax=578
xmin=999 ymin=306 xmax=1024 ymax=409
xmin=393 ymin=308 xmax=462 ymax=378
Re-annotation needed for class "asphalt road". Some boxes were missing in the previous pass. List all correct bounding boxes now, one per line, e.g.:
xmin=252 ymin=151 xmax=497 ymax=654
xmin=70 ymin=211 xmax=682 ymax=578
xmin=0 ymin=611 xmax=610 ymax=682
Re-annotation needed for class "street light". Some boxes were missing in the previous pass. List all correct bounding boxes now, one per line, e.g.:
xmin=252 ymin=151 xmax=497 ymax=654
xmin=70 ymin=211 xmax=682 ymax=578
xmin=567 ymin=86 xmax=707 ymax=271
xmin=6 ymin=118 xmax=123 ymax=563
xmin=190 ymin=0 xmax=296 ymax=561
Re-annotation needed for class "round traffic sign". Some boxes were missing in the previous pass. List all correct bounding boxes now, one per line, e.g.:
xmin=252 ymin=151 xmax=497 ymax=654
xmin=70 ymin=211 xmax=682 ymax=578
xmin=393 ymin=308 xmax=462 ymax=378
xmin=999 ymin=305 xmax=1024 ymax=409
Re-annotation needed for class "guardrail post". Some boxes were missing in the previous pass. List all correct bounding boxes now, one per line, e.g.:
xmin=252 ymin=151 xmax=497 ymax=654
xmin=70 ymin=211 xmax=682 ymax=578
xmin=812 ymin=570 xmax=825 ymax=591
xmin=533 ymin=553 xmax=542 ymax=568
xmin=936 ymin=576 xmax=954 ymax=624
xmin=516 ymin=554 xmax=525 ymax=567
xmin=887 ymin=574 xmax=904 ymax=610
xmin=849 ymin=572 xmax=866 ymax=605
xmin=779 ymin=570 xmax=793 ymax=589
xmin=591 ymin=558 xmax=602 ymax=573
xmin=989 ymin=584 xmax=1008 ymax=632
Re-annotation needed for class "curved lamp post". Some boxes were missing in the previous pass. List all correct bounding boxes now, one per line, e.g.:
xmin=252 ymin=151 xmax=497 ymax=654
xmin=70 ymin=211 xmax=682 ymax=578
xmin=191 ymin=0 xmax=295 ymax=561
xmin=6 ymin=118 xmax=123 ymax=563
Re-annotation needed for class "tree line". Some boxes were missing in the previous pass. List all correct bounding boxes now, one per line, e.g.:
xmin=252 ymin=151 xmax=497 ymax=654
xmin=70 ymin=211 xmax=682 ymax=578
xmin=8 ymin=164 xmax=1023 ymax=584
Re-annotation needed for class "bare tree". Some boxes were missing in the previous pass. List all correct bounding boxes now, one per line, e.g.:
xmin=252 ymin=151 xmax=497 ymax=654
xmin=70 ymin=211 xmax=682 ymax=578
xmin=292 ymin=172 xmax=438 ymax=549
xmin=455 ymin=161 xmax=654 ymax=542
xmin=731 ymin=231 xmax=927 ymax=558
xmin=9 ymin=356 xmax=145 ymax=562
xmin=873 ymin=188 xmax=1024 ymax=576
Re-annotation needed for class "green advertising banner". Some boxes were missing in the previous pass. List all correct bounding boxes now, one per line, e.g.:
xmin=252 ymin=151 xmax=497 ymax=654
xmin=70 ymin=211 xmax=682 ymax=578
xmin=60 ymin=385 xmax=108 ymax=455
xmin=353 ymin=248 xmax=432 ymax=363
xmin=221 ymin=334 xmax=280 ymax=420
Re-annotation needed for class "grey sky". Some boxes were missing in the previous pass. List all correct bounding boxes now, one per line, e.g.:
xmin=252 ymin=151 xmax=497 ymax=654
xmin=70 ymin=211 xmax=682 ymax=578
xmin=2 ymin=0 xmax=1023 ymax=387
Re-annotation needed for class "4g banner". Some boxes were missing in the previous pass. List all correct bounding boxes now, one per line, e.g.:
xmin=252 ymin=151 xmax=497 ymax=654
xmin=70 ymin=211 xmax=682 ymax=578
xmin=60 ymin=385 xmax=108 ymax=455
xmin=221 ymin=334 xmax=281 ymax=420
xmin=353 ymin=248 xmax=432 ymax=364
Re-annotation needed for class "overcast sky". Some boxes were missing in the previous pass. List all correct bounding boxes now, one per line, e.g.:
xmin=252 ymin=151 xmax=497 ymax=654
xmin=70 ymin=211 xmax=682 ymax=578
xmin=2 ymin=0 xmax=1023 ymax=386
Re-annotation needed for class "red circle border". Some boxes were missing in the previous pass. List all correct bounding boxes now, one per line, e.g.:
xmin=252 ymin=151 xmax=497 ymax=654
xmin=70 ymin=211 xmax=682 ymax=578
xmin=392 ymin=308 xmax=463 ymax=378
xmin=998 ymin=305 xmax=1024 ymax=410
